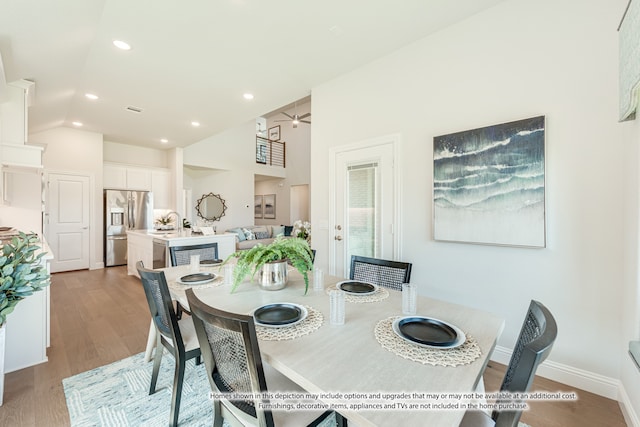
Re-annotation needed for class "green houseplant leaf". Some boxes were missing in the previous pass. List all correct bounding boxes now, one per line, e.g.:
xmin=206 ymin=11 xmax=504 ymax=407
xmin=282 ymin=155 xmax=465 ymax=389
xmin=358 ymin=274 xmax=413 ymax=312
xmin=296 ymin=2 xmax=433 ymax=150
xmin=0 ymin=232 xmax=50 ymax=326
xmin=223 ymin=237 xmax=314 ymax=294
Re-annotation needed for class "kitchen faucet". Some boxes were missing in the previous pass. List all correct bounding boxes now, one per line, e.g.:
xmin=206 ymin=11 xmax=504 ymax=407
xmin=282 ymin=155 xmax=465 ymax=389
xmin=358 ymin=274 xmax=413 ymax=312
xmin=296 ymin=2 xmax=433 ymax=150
xmin=166 ymin=211 xmax=182 ymax=232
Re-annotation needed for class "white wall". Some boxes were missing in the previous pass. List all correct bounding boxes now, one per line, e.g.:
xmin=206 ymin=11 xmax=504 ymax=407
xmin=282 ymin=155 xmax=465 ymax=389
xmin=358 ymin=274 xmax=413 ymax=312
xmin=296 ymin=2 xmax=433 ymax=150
xmin=30 ymin=127 xmax=104 ymax=268
xmin=103 ymin=140 xmax=168 ymax=168
xmin=255 ymin=100 xmax=311 ymax=227
xmin=183 ymin=119 xmax=288 ymax=231
xmin=183 ymin=121 xmax=259 ymax=230
xmin=622 ymin=98 xmax=640 ymax=423
xmin=311 ymin=0 xmax=632 ymax=400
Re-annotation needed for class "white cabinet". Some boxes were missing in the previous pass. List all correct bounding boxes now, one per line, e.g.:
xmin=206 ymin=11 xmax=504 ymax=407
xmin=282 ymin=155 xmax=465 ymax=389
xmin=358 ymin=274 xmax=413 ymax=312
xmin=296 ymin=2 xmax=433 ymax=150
xmin=127 ymin=231 xmax=154 ymax=277
xmin=104 ymin=163 xmax=174 ymax=209
xmin=4 ymin=246 xmax=52 ymax=373
xmin=126 ymin=168 xmax=152 ymax=191
xmin=152 ymin=169 xmax=172 ymax=209
xmin=0 ymin=80 xmax=32 ymax=145
xmin=103 ymin=163 xmax=127 ymax=189
xmin=103 ymin=163 xmax=153 ymax=191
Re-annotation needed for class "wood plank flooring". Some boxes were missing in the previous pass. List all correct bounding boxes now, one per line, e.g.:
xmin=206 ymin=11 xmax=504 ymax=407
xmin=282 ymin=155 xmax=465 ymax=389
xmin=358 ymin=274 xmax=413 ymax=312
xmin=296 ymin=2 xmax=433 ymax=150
xmin=0 ymin=266 xmax=629 ymax=426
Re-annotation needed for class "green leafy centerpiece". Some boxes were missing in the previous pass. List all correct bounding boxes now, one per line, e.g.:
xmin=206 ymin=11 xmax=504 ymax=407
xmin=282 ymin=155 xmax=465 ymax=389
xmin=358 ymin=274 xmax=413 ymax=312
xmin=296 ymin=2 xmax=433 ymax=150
xmin=225 ymin=237 xmax=314 ymax=293
xmin=0 ymin=232 xmax=50 ymax=326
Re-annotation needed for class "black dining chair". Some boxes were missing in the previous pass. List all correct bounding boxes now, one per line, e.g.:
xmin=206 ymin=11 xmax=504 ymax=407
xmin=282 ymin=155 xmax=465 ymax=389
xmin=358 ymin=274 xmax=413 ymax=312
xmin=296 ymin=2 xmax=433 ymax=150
xmin=137 ymin=261 xmax=202 ymax=427
xmin=169 ymin=242 xmax=219 ymax=266
xmin=169 ymin=242 xmax=219 ymax=318
xmin=459 ymin=300 xmax=558 ymax=427
xmin=349 ymin=255 xmax=412 ymax=291
xmin=185 ymin=288 xmax=347 ymax=427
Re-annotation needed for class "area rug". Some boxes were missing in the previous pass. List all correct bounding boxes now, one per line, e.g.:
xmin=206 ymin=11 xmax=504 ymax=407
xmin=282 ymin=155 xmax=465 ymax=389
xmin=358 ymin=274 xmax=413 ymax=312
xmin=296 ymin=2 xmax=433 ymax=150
xmin=63 ymin=352 xmax=214 ymax=426
xmin=63 ymin=352 xmax=336 ymax=427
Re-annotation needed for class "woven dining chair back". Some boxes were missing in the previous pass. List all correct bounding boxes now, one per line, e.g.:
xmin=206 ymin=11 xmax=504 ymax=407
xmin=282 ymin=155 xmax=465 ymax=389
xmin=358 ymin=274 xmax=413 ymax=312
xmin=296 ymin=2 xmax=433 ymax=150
xmin=350 ymin=255 xmax=412 ymax=291
xmin=492 ymin=300 xmax=557 ymax=426
xmin=137 ymin=261 xmax=202 ymax=427
xmin=186 ymin=288 xmax=344 ymax=427
xmin=170 ymin=242 xmax=219 ymax=266
xmin=460 ymin=300 xmax=557 ymax=427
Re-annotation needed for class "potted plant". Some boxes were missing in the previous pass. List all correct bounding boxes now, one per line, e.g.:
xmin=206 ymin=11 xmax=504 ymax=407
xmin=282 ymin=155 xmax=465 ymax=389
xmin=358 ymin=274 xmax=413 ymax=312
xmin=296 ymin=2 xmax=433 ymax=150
xmin=0 ymin=232 xmax=50 ymax=326
xmin=0 ymin=232 xmax=49 ymax=405
xmin=224 ymin=237 xmax=314 ymax=293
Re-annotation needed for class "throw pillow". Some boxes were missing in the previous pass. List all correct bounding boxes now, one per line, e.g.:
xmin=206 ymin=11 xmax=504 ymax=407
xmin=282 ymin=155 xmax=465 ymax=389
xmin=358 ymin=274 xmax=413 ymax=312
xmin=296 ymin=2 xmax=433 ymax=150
xmin=227 ymin=227 xmax=246 ymax=242
xmin=252 ymin=226 xmax=270 ymax=240
xmin=242 ymin=227 xmax=255 ymax=240
xmin=271 ymin=225 xmax=285 ymax=237
xmin=284 ymin=225 xmax=293 ymax=236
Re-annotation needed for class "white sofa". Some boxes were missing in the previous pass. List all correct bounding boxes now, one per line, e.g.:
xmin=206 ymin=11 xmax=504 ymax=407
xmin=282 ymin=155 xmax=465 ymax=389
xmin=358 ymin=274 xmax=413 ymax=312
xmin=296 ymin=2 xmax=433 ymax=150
xmin=226 ymin=225 xmax=291 ymax=250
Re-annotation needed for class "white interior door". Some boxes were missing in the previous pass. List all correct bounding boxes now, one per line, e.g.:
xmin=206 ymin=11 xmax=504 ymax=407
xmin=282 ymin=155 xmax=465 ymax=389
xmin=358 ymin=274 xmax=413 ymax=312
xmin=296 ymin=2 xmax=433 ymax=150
xmin=331 ymin=139 xmax=398 ymax=277
xmin=46 ymin=173 xmax=90 ymax=273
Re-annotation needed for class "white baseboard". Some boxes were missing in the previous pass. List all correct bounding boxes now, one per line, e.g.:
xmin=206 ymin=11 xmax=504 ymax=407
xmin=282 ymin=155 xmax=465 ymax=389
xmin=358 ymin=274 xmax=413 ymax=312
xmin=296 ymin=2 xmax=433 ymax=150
xmin=491 ymin=346 xmax=618 ymax=399
xmin=619 ymin=383 xmax=640 ymax=427
xmin=491 ymin=346 xmax=640 ymax=426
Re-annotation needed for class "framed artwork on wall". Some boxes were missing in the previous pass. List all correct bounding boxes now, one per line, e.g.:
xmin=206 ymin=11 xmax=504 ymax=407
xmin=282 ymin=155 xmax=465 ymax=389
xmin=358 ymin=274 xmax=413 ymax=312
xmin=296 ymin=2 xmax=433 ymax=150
xmin=268 ymin=125 xmax=281 ymax=141
xmin=433 ymin=115 xmax=546 ymax=248
xmin=254 ymin=195 xmax=263 ymax=219
xmin=263 ymin=194 xmax=276 ymax=219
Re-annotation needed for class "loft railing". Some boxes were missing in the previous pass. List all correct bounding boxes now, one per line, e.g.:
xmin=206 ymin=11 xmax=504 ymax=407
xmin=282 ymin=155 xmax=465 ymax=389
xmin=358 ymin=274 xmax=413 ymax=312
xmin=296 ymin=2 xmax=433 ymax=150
xmin=256 ymin=136 xmax=286 ymax=167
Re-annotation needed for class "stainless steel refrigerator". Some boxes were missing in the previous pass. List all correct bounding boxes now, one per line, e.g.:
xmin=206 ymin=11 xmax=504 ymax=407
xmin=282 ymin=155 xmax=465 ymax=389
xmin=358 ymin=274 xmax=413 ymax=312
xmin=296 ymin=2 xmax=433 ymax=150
xmin=104 ymin=189 xmax=153 ymax=267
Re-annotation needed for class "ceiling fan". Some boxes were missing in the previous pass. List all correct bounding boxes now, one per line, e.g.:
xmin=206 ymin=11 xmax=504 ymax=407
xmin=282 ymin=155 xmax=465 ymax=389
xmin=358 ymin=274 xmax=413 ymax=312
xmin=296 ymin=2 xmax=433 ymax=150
xmin=275 ymin=108 xmax=311 ymax=128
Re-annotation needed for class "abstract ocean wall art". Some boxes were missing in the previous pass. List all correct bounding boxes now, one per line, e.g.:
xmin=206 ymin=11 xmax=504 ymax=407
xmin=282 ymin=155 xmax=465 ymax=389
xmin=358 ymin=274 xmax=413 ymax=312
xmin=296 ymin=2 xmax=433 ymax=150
xmin=433 ymin=116 xmax=546 ymax=247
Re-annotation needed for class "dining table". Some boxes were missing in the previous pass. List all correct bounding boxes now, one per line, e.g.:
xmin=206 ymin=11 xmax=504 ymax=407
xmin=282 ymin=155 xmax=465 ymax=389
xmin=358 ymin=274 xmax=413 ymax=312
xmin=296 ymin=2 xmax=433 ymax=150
xmin=162 ymin=264 xmax=505 ymax=427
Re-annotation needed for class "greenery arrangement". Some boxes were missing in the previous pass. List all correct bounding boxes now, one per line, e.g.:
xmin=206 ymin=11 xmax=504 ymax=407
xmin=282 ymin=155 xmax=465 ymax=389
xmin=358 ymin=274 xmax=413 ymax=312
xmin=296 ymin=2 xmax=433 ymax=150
xmin=224 ymin=237 xmax=314 ymax=294
xmin=0 ymin=232 xmax=50 ymax=326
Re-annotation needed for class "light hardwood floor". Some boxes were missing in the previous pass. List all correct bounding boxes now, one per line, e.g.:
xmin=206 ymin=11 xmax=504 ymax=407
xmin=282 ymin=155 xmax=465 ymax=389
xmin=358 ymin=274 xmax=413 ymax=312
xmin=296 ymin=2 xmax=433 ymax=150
xmin=0 ymin=267 xmax=629 ymax=426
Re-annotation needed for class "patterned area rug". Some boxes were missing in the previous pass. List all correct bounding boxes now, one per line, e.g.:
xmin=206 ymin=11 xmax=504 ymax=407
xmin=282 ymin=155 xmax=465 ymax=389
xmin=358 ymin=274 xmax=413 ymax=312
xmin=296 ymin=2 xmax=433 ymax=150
xmin=63 ymin=352 xmax=213 ymax=426
xmin=63 ymin=352 xmax=336 ymax=427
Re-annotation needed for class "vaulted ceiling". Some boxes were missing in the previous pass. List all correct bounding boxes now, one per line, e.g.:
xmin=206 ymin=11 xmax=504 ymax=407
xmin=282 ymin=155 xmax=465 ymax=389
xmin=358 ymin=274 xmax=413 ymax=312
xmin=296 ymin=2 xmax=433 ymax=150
xmin=0 ymin=0 xmax=505 ymax=149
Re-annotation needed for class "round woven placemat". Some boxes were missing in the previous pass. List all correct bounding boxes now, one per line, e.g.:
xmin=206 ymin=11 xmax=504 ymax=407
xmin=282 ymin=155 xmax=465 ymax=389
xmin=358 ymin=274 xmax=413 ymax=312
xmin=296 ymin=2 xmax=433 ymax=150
xmin=374 ymin=316 xmax=481 ymax=367
xmin=326 ymin=284 xmax=390 ymax=303
xmin=168 ymin=274 xmax=225 ymax=292
xmin=256 ymin=306 xmax=323 ymax=341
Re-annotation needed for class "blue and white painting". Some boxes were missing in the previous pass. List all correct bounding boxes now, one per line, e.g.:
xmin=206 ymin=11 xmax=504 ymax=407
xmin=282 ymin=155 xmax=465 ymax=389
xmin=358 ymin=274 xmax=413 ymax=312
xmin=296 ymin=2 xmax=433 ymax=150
xmin=433 ymin=116 xmax=545 ymax=247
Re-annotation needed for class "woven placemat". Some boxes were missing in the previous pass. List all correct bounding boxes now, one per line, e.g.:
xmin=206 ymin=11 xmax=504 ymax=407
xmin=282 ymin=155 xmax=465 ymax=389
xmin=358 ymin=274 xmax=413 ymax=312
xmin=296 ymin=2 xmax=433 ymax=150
xmin=256 ymin=306 xmax=323 ymax=341
xmin=168 ymin=274 xmax=225 ymax=292
xmin=325 ymin=284 xmax=390 ymax=303
xmin=374 ymin=316 xmax=481 ymax=367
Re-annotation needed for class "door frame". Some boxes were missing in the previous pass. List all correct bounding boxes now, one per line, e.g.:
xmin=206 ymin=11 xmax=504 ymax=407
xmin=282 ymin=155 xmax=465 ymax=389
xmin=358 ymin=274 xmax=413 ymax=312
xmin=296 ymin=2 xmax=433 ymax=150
xmin=44 ymin=170 xmax=96 ymax=271
xmin=328 ymin=134 xmax=402 ymax=276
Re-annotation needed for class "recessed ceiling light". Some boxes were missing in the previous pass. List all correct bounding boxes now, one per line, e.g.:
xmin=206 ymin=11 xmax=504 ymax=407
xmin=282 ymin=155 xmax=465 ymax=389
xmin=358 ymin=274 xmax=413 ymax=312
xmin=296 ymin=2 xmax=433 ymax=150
xmin=191 ymin=121 xmax=200 ymax=127
xmin=161 ymin=138 xmax=168 ymax=144
xmin=72 ymin=121 xmax=83 ymax=127
xmin=113 ymin=40 xmax=131 ymax=50
xmin=85 ymin=93 xmax=98 ymax=100
xmin=243 ymin=93 xmax=254 ymax=100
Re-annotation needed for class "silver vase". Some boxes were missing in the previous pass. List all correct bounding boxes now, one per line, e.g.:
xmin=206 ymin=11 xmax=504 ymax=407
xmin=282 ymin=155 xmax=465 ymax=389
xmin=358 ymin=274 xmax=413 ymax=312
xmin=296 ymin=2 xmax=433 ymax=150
xmin=257 ymin=260 xmax=289 ymax=290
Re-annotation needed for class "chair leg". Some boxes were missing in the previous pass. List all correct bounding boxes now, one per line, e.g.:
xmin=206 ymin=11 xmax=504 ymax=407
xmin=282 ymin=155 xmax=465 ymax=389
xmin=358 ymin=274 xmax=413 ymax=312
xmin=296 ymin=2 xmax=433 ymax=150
xmin=212 ymin=400 xmax=223 ymax=427
xmin=170 ymin=354 xmax=186 ymax=427
xmin=175 ymin=301 xmax=183 ymax=320
xmin=149 ymin=340 xmax=163 ymax=394
xmin=336 ymin=412 xmax=348 ymax=426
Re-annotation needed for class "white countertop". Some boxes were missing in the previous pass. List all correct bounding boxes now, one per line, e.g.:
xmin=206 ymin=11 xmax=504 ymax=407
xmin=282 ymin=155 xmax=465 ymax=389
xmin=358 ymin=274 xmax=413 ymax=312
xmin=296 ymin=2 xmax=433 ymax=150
xmin=127 ymin=229 xmax=235 ymax=243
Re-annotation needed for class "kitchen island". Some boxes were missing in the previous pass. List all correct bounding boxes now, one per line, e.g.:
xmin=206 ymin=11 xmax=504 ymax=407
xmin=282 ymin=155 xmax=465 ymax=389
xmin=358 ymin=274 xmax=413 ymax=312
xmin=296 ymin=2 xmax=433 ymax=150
xmin=126 ymin=230 xmax=236 ymax=277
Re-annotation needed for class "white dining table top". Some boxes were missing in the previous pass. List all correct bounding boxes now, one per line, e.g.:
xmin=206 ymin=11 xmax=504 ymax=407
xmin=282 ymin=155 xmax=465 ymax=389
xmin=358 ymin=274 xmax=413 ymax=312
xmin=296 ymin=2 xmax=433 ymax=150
xmin=163 ymin=265 xmax=505 ymax=427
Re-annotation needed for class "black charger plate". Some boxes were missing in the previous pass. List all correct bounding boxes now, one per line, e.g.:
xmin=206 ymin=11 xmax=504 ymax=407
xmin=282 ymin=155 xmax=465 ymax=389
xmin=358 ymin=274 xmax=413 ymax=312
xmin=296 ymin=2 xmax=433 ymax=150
xmin=336 ymin=280 xmax=377 ymax=295
xmin=253 ymin=303 xmax=306 ymax=327
xmin=397 ymin=317 xmax=458 ymax=347
xmin=179 ymin=272 xmax=216 ymax=284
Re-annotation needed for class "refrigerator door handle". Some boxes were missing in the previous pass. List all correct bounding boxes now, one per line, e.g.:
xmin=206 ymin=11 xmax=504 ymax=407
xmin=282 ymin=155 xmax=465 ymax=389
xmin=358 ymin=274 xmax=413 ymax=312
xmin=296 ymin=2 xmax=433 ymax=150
xmin=128 ymin=193 xmax=135 ymax=229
